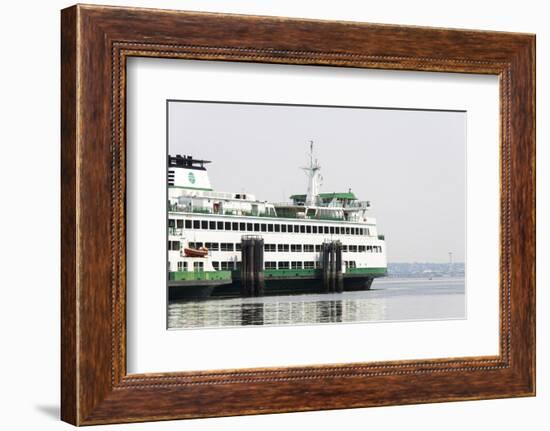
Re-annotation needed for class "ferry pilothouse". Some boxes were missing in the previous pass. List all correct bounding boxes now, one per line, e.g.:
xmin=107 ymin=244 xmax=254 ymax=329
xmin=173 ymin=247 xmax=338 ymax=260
xmin=167 ymin=144 xmax=387 ymax=299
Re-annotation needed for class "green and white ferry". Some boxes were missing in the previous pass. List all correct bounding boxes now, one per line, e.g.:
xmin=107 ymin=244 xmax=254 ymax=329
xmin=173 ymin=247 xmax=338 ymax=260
xmin=168 ymin=144 xmax=387 ymax=299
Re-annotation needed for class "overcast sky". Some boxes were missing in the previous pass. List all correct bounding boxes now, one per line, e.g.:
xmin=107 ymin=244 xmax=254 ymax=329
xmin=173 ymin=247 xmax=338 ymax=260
xmin=168 ymin=101 xmax=465 ymax=263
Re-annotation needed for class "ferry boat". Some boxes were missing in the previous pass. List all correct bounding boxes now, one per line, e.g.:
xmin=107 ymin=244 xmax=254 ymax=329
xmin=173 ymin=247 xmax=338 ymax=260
xmin=167 ymin=143 xmax=387 ymax=299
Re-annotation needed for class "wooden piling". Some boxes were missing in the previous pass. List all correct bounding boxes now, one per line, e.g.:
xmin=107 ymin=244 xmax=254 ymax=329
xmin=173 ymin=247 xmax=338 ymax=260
xmin=335 ymin=241 xmax=343 ymax=293
xmin=254 ymin=238 xmax=265 ymax=296
xmin=240 ymin=236 xmax=265 ymax=297
xmin=322 ymin=242 xmax=330 ymax=293
xmin=321 ymin=240 xmax=343 ymax=294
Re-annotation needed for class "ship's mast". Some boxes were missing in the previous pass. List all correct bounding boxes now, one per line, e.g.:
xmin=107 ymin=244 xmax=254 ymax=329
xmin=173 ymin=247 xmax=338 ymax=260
xmin=302 ymin=141 xmax=322 ymax=206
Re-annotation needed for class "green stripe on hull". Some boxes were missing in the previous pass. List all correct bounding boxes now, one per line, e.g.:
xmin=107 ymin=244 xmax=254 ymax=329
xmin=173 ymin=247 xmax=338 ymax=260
xmin=170 ymin=267 xmax=387 ymax=282
xmin=255 ymin=267 xmax=386 ymax=278
xmin=169 ymin=270 xmax=232 ymax=281
xmin=346 ymin=267 xmax=387 ymax=276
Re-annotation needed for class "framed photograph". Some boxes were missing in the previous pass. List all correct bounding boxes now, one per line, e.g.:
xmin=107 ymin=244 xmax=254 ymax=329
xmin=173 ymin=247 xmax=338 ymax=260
xmin=61 ymin=4 xmax=535 ymax=425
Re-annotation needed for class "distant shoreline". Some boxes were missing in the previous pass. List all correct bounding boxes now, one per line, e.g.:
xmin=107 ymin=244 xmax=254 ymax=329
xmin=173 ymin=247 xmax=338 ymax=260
xmin=375 ymin=276 xmax=465 ymax=284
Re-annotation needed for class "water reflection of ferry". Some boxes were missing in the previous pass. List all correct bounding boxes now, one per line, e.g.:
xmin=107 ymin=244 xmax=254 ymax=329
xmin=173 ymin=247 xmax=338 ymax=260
xmin=168 ymin=296 xmax=387 ymax=328
xmin=168 ymin=143 xmax=387 ymax=300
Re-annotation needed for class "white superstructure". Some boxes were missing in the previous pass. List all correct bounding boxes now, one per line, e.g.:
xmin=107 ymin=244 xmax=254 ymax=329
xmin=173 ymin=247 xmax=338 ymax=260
xmin=167 ymin=147 xmax=387 ymax=282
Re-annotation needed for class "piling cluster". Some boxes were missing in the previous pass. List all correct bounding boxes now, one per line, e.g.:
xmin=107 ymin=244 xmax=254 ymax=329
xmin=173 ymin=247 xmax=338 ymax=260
xmin=321 ymin=241 xmax=344 ymax=293
xmin=240 ymin=236 xmax=265 ymax=296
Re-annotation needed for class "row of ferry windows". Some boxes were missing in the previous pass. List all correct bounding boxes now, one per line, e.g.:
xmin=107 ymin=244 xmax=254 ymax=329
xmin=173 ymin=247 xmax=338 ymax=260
xmin=168 ymin=218 xmax=370 ymax=236
xmin=174 ymin=261 xmax=359 ymax=271
xmin=179 ymin=241 xmax=383 ymax=253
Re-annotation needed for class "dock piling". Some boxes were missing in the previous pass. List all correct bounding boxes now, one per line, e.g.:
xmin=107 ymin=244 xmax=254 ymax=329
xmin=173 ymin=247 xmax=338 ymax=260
xmin=321 ymin=240 xmax=343 ymax=293
xmin=241 ymin=236 xmax=265 ymax=297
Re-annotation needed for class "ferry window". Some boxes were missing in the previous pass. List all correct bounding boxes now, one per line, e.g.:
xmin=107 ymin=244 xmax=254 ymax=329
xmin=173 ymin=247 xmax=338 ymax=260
xmin=209 ymin=221 xmax=216 ymax=230
xmin=280 ymin=224 xmax=286 ymax=233
xmin=315 ymin=244 xmax=321 ymax=252
xmin=367 ymin=245 xmax=372 ymax=252
xmin=300 ymin=225 xmax=306 ymax=233
xmin=220 ymin=243 xmax=233 ymax=251
xmin=303 ymin=244 xmax=314 ymax=252
xmin=278 ymin=244 xmax=289 ymax=252
xmin=312 ymin=226 xmax=317 ymax=234
xmin=291 ymin=244 xmax=302 ymax=252
xmin=168 ymin=241 xmax=180 ymax=251
xmin=291 ymin=262 xmax=303 ymax=269
xmin=205 ymin=242 xmax=219 ymax=251
xmin=265 ymin=262 xmax=277 ymax=269
xmin=212 ymin=262 xmax=219 ymax=270
xmin=177 ymin=261 xmax=187 ymax=271
xmin=293 ymin=224 xmax=299 ymax=232
xmin=324 ymin=226 xmax=329 ymax=234
xmin=240 ymin=222 xmax=246 ymax=231
xmin=335 ymin=227 xmax=340 ymax=234
xmin=246 ymin=223 xmax=253 ymax=231
xmin=306 ymin=225 xmax=311 ymax=233
xmin=366 ymin=228 xmax=370 ymax=236
xmin=235 ymin=243 xmax=241 ymax=251
xmin=264 ymin=244 xmax=276 ymax=252
xmin=348 ymin=261 xmax=356 ymax=269
xmin=185 ymin=220 xmax=192 ymax=229
xmin=315 ymin=261 xmax=321 ymax=269
xmin=278 ymin=262 xmax=290 ymax=269
xmin=274 ymin=224 xmax=280 ymax=232
xmin=287 ymin=224 xmax=293 ymax=233
xmin=330 ymin=226 xmax=335 ymax=234
xmin=261 ymin=224 xmax=267 ymax=232
xmin=168 ymin=219 xmax=175 ymax=228
xmin=232 ymin=222 xmax=238 ymax=231
xmin=193 ymin=220 xmax=199 ymax=229
xmin=268 ymin=224 xmax=274 ymax=232
xmin=225 ymin=221 xmax=231 ymax=230
xmin=254 ymin=223 xmax=260 ymax=232
xmin=359 ymin=245 xmax=366 ymax=252
xmin=342 ymin=245 xmax=348 ymax=252
xmin=221 ymin=262 xmax=228 ymax=270
xmin=349 ymin=245 xmax=358 ymax=252
xmin=304 ymin=261 xmax=315 ymax=269
xmin=201 ymin=220 xmax=208 ymax=230
xmin=177 ymin=220 xmax=184 ymax=228
xmin=345 ymin=227 xmax=350 ymax=235
xmin=193 ymin=262 xmax=204 ymax=272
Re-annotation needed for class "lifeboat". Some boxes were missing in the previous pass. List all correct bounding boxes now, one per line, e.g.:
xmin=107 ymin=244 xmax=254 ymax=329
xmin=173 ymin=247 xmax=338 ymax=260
xmin=184 ymin=246 xmax=209 ymax=258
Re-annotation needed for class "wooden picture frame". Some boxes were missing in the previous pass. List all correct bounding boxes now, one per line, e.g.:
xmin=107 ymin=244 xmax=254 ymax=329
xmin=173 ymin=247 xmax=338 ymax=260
xmin=61 ymin=4 xmax=535 ymax=425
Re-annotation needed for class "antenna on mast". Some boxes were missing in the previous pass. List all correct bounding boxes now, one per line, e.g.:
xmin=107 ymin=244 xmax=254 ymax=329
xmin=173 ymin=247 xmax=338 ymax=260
xmin=302 ymin=140 xmax=321 ymax=206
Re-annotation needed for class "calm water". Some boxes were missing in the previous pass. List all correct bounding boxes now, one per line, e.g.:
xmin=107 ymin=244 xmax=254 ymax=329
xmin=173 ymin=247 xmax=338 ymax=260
xmin=168 ymin=277 xmax=465 ymax=330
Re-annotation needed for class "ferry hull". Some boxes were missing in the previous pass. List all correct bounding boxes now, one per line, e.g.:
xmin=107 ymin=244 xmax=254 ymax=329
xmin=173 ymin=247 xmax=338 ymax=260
xmin=168 ymin=279 xmax=229 ymax=300
xmin=169 ymin=273 xmax=383 ymax=300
